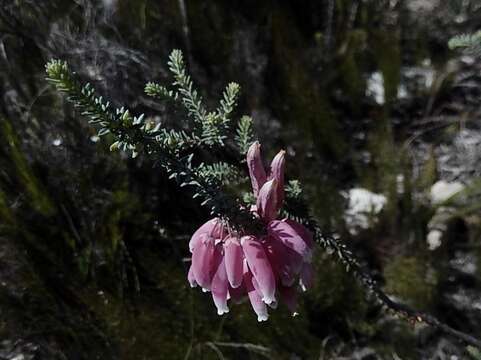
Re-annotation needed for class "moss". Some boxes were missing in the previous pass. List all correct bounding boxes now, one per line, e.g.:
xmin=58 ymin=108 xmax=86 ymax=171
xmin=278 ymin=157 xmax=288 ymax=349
xmin=371 ymin=29 xmax=401 ymax=105
xmin=269 ymin=8 xmax=345 ymax=159
xmin=374 ymin=321 xmax=418 ymax=359
xmin=0 ymin=118 xmax=55 ymax=217
xmin=416 ymin=147 xmax=438 ymax=191
xmin=363 ymin=119 xmax=399 ymax=229
xmin=80 ymin=261 xmax=200 ymax=360
xmin=307 ymin=178 xmax=346 ymax=228
xmin=338 ymin=29 xmax=368 ymax=114
xmin=384 ymin=255 xmax=438 ymax=310
xmin=305 ymin=254 xmax=372 ymax=343
xmin=0 ymin=188 xmax=14 ymax=225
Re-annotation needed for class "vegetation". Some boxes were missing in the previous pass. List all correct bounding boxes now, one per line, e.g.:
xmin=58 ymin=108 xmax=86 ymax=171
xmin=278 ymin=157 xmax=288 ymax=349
xmin=2 ymin=1 xmax=481 ymax=359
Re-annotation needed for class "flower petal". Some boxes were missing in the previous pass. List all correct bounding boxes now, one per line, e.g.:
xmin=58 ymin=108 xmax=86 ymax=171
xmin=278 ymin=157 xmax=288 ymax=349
xmin=284 ymin=219 xmax=314 ymax=250
xmin=268 ymin=220 xmax=310 ymax=259
xmin=241 ymin=236 xmax=276 ymax=304
xmin=251 ymin=274 xmax=278 ymax=309
xmin=243 ymin=262 xmax=268 ymax=322
xmin=211 ymin=257 xmax=229 ymax=315
xmin=264 ymin=236 xmax=302 ymax=286
xmin=189 ymin=218 xmax=225 ymax=253
xmin=191 ymin=234 xmax=216 ymax=290
xmin=247 ymin=141 xmax=267 ymax=197
xmin=299 ymin=263 xmax=314 ymax=292
xmin=224 ymin=236 xmax=244 ymax=288
xmin=256 ymin=179 xmax=278 ymax=222
xmin=187 ymin=264 xmax=197 ymax=288
xmin=268 ymin=150 xmax=286 ymax=208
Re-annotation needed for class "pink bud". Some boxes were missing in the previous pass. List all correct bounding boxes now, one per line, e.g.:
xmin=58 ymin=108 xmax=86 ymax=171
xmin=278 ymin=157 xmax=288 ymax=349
xmin=256 ymin=179 xmax=278 ymax=222
xmin=247 ymin=141 xmax=267 ymax=197
xmin=269 ymin=150 xmax=286 ymax=208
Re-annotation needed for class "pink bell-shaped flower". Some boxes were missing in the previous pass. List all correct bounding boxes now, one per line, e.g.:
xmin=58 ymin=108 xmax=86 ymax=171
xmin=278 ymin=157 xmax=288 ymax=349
xmin=187 ymin=142 xmax=315 ymax=321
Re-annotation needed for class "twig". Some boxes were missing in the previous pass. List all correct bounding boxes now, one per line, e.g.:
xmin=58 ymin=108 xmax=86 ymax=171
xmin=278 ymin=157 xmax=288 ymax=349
xmin=314 ymin=229 xmax=481 ymax=349
xmin=203 ymin=342 xmax=226 ymax=360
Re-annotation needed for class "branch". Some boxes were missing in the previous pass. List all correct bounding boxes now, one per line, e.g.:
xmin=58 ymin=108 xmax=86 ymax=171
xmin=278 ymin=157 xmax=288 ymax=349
xmin=45 ymin=59 xmax=260 ymax=232
xmin=314 ymin=229 xmax=481 ymax=349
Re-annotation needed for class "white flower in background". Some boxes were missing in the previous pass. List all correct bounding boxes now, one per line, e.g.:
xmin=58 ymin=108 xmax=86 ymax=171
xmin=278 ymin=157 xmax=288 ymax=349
xmin=344 ymin=188 xmax=387 ymax=235
xmin=366 ymin=72 xmax=385 ymax=105
xmin=427 ymin=229 xmax=442 ymax=251
xmin=430 ymin=180 xmax=464 ymax=205
xmin=367 ymin=71 xmax=418 ymax=104
xmin=427 ymin=180 xmax=465 ymax=251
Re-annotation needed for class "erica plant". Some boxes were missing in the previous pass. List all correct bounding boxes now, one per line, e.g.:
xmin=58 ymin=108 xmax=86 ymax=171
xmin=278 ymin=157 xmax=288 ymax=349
xmin=45 ymin=50 xmax=481 ymax=347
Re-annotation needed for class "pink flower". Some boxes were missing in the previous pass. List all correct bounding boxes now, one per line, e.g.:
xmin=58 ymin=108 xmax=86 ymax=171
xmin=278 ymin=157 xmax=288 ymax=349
xmin=188 ymin=142 xmax=314 ymax=321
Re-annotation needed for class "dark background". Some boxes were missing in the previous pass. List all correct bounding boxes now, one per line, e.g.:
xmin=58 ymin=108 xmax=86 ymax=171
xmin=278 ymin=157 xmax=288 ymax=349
xmin=1 ymin=0 xmax=481 ymax=359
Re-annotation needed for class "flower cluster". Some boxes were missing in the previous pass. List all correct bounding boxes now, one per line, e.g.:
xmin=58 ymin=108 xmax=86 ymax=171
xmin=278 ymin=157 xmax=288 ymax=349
xmin=188 ymin=142 xmax=314 ymax=321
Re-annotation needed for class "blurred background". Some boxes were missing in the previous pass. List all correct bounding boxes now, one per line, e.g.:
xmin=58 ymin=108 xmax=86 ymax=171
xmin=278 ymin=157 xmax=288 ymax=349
xmin=1 ymin=0 xmax=481 ymax=359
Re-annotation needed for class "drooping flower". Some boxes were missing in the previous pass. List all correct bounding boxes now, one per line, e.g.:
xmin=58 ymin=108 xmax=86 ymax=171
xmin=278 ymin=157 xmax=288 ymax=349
xmin=188 ymin=141 xmax=314 ymax=321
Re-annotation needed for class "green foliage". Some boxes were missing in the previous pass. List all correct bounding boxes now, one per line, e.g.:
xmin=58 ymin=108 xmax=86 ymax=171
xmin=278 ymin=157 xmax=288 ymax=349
xmin=235 ymin=115 xmax=255 ymax=155
xmin=146 ymin=50 xmax=241 ymax=147
xmin=467 ymin=345 xmax=481 ymax=360
xmin=46 ymin=51 xmax=257 ymax=230
xmin=167 ymin=49 xmax=207 ymax=125
xmin=197 ymin=162 xmax=240 ymax=186
xmin=144 ymin=82 xmax=178 ymax=101
xmin=449 ymin=30 xmax=481 ymax=56
xmin=384 ymin=256 xmax=438 ymax=310
xmin=46 ymin=60 xmax=149 ymax=157
xmin=285 ymin=180 xmax=303 ymax=199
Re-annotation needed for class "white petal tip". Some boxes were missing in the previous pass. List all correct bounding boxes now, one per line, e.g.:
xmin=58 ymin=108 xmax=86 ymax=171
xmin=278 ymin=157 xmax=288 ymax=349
xmin=202 ymin=288 xmax=210 ymax=293
xmin=292 ymin=312 xmax=299 ymax=317
xmin=262 ymin=296 xmax=276 ymax=305
xmin=257 ymin=315 xmax=268 ymax=322
xmin=230 ymin=283 xmax=242 ymax=289
xmin=189 ymin=283 xmax=197 ymax=288
xmin=217 ymin=308 xmax=229 ymax=315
